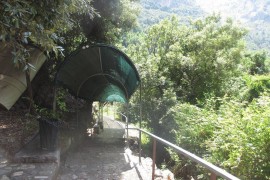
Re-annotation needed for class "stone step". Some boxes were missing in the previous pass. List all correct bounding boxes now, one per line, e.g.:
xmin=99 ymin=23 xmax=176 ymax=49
xmin=13 ymin=134 xmax=60 ymax=164
xmin=84 ymin=137 xmax=125 ymax=146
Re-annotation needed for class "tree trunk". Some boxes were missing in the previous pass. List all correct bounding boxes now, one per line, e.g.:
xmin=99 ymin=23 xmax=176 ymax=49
xmin=25 ymin=69 xmax=35 ymax=114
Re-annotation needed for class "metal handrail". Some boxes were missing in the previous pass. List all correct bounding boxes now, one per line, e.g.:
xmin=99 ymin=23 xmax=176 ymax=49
xmin=127 ymin=127 xmax=240 ymax=180
xmin=116 ymin=112 xmax=129 ymax=138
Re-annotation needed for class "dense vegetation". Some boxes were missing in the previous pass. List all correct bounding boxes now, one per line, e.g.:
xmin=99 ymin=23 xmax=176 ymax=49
xmin=121 ymin=14 xmax=270 ymax=180
xmin=138 ymin=0 xmax=203 ymax=29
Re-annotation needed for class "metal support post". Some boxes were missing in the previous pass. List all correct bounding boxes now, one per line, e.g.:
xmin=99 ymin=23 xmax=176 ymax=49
xmin=126 ymin=103 xmax=129 ymax=139
xmin=152 ymin=139 xmax=157 ymax=180
xmin=76 ymin=98 xmax=79 ymax=128
xmin=53 ymin=87 xmax=57 ymax=114
xmin=113 ymin=103 xmax=115 ymax=120
xmin=101 ymin=103 xmax=103 ymax=122
xmin=99 ymin=102 xmax=101 ymax=123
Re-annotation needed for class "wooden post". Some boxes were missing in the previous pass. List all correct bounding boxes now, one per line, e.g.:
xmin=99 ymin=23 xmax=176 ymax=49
xmin=210 ymin=172 xmax=217 ymax=180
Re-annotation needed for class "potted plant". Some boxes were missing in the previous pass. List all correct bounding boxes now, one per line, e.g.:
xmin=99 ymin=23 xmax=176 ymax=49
xmin=37 ymin=108 xmax=61 ymax=151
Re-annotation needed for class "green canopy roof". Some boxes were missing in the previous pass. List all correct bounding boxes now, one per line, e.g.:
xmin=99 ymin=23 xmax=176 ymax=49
xmin=55 ymin=44 xmax=140 ymax=103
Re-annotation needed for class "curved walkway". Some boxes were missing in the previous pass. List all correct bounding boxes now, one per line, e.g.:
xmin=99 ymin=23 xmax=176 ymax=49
xmin=57 ymin=117 xmax=144 ymax=180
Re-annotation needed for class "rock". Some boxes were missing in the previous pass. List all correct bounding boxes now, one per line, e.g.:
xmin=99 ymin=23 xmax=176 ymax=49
xmin=0 ymin=169 xmax=11 ymax=176
xmin=81 ymin=165 xmax=87 ymax=169
xmin=0 ymin=164 xmax=6 ymax=168
xmin=72 ymin=174 xmax=78 ymax=179
xmin=1 ymin=175 xmax=10 ymax=180
xmin=34 ymin=176 xmax=49 ymax=179
xmin=78 ymin=172 xmax=87 ymax=178
xmin=17 ymin=164 xmax=35 ymax=170
xmin=12 ymin=171 xmax=23 ymax=177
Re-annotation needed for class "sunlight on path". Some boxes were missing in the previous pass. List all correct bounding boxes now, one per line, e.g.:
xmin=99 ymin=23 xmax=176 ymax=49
xmin=57 ymin=116 xmax=151 ymax=180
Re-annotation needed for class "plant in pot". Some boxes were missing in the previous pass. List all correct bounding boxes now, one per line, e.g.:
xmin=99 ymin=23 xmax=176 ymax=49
xmin=37 ymin=107 xmax=62 ymax=151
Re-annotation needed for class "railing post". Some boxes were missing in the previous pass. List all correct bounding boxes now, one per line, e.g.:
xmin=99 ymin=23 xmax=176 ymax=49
xmin=139 ymin=129 xmax=142 ymax=163
xmin=126 ymin=103 xmax=129 ymax=139
xmin=126 ymin=116 xmax=129 ymax=139
xmin=152 ymin=139 xmax=157 ymax=180
xmin=210 ymin=172 xmax=217 ymax=180
xmin=139 ymin=83 xmax=142 ymax=164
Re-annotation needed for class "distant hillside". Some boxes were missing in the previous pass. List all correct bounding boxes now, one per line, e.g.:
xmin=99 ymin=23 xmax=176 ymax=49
xmin=139 ymin=0 xmax=270 ymax=52
xmin=196 ymin=0 xmax=270 ymax=51
xmin=138 ymin=0 xmax=204 ymax=28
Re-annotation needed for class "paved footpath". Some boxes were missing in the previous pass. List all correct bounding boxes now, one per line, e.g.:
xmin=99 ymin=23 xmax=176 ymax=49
xmin=57 ymin=117 xmax=146 ymax=180
xmin=0 ymin=117 xmax=173 ymax=180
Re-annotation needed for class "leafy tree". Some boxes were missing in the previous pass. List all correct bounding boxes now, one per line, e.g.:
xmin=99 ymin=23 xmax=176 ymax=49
xmin=0 ymin=0 xmax=140 ymax=112
xmin=0 ymin=0 xmax=96 ymax=112
xmin=0 ymin=0 xmax=96 ymax=62
xmin=165 ymin=15 xmax=247 ymax=102
xmin=81 ymin=0 xmax=141 ymax=44
xmin=244 ymin=51 xmax=270 ymax=75
xmin=126 ymin=15 xmax=247 ymax=105
xmin=243 ymin=74 xmax=270 ymax=102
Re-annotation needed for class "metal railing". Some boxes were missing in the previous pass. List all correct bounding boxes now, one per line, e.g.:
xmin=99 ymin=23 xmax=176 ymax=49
xmin=117 ymin=112 xmax=129 ymax=138
xmin=127 ymin=127 xmax=240 ymax=180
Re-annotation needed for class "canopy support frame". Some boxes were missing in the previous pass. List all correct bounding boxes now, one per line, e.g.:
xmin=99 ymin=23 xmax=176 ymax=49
xmin=76 ymin=73 xmax=129 ymax=102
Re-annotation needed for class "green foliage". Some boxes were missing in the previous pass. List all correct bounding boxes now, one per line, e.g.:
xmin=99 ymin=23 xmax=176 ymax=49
xmin=165 ymin=94 xmax=270 ymax=179
xmin=141 ymin=131 xmax=152 ymax=155
xmin=171 ymin=103 xmax=216 ymax=156
xmin=139 ymin=0 xmax=203 ymax=29
xmin=56 ymin=89 xmax=68 ymax=112
xmin=244 ymin=74 xmax=270 ymax=101
xmin=244 ymin=51 xmax=270 ymax=75
xmin=124 ymin=13 xmax=270 ymax=179
xmin=82 ymin=0 xmax=140 ymax=44
xmin=35 ymin=105 xmax=62 ymax=120
xmin=207 ymin=94 xmax=270 ymax=180
xmin=168 ymin=15 xmax=246 ymax=102
xmin=126 ymin=14 xmax=247 ymax=104
xmin=0 ymin=0 xmax=96 ymax=69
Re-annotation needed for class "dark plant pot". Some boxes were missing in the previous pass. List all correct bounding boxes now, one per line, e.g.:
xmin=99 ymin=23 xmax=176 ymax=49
xmin=38 ymin=117 xmax=59 ymax=151
xmin=98 ymin=122 xmax=104 ymax=130
xmin=93 ymin=124 xmax=100 ymax=134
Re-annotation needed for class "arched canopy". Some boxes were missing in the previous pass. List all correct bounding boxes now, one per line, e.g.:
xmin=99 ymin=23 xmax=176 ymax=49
xmin=0 ymin=43 xmax=46 ymax=110
xmin=55 ymin=44 xmax=140 ymax=103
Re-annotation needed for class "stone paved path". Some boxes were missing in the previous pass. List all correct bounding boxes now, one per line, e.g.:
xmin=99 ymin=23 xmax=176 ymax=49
xmin=0 ymin=116 xmax=173 ymax=180
xmin=0 ymin=139 xmax=59 ymax=180
xmin=57 ymin=117 xmax=144 ymax=180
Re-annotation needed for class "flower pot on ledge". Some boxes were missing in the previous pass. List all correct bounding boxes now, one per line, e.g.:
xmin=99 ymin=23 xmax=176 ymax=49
xmin=38 ymin=117 xmax=59 ymax=151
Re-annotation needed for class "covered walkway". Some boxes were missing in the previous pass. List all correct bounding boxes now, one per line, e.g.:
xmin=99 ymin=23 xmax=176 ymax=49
xmin=55 ymin=44 xmax=140 ymax=103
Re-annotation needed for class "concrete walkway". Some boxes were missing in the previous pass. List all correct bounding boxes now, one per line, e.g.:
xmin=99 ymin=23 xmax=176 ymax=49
xmin=57 ymin=117 xmax=145 ymax=180
xmin=0 ymin=116 xmax=173 ymax=180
